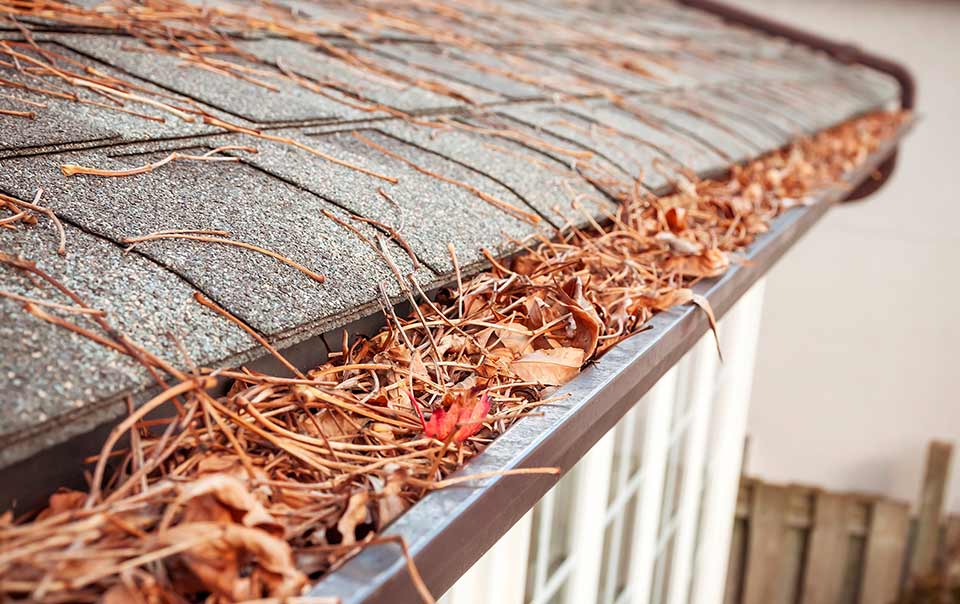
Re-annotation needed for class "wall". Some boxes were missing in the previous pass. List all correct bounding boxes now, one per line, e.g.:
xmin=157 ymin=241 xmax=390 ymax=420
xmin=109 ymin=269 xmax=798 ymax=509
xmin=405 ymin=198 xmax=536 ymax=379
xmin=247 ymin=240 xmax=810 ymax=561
xmin=730 ymin=0 xmax=960 ymax=512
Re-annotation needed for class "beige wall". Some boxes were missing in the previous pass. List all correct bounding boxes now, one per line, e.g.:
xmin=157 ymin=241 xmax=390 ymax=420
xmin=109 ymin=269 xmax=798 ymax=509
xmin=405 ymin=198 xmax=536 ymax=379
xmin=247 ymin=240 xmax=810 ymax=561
xmin=729 ymin=0 xmax=960 ymax=512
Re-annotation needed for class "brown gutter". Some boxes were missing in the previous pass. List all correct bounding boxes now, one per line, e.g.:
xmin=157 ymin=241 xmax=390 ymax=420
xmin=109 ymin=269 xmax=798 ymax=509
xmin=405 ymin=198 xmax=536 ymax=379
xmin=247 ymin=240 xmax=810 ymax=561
xmin=306 ymin=123 xmax=913 ymax=604
xmin=677 ymin=0 xmax=915 ymax=201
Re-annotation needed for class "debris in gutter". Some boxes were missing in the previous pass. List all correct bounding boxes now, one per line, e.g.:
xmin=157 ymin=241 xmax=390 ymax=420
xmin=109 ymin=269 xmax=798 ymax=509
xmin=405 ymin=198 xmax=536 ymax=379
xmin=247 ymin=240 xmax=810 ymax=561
xmin=0 ymin=111 xmax=906 ymax=604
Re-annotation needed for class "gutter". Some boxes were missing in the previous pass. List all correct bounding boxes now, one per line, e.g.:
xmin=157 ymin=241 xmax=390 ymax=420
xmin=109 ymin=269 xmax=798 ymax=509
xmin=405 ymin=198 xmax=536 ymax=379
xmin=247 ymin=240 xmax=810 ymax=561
xmin=677 ymin=0 xmax=916 ymax=201
xmin=307 ymin=121 xmax=914 ymax=603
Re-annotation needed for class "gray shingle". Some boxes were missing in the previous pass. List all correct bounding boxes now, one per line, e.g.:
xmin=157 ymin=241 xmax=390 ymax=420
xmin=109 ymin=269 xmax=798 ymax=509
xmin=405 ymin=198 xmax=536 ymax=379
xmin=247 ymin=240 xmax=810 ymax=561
xmin=1 ymin=144 xmax=421 ymax=337
xmin=498 ymin=102 xmax=678 ymax=190
xmin=238 ymin=39 xmax=466 ymax=114
xmin=371 ymin=44 xmax=547 ymax=100
xmin=369 ymin=119 xmax=617 ymax=226
xmin=243 ymin=127 xmax=547 ymax=273
xmin=0 ymin=219 xmax=253 ymax=467
xmin=0 ymin=41 xmax=212 ymax=152
xmin=58 ymin=34 xmax=372 ymax=124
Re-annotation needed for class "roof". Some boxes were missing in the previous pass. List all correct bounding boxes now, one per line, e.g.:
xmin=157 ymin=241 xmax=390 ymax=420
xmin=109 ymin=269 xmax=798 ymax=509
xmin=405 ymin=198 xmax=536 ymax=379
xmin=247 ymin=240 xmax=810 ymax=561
xmin=0 ymin=0 xmax=899 ymax=470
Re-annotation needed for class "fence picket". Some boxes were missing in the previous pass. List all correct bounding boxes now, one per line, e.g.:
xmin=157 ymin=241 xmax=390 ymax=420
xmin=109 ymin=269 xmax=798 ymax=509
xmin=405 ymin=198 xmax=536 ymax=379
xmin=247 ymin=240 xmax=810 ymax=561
xmin=742 ymin=483 xmax=789 ymax=604
xmin=860 ymin=500 xmax=910 ymax=604
xmin=910 ymin=441 xmax=953 ymax=577
xmin=801 ymin=492 xmax=851 ymax=604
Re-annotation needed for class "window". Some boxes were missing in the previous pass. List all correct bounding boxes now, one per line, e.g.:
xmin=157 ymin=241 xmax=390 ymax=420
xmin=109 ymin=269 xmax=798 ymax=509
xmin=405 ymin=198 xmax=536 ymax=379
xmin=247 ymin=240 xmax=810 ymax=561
xmin=442 ymin=281 xmax=766 ymax=604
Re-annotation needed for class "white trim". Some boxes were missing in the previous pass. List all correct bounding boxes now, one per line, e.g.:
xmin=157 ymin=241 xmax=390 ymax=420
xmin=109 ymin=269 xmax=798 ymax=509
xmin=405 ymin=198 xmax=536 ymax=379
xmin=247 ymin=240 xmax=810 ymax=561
xmin=442 ymin=510 xmax=534 ymax=604
xmin=533 ymin=488 xmax=556 ymax=596
xmin=601 ymin=406 xmax=640 ymax=604
xmin=628 ymin=366 xmax=680 ymax=604
xmin=689 ymin=279 xmax=766 ymax=604
xmin=564 ymin=429 xmax=617 ymax=604
xmin=666 ymin=335 xmax=721 ymax=604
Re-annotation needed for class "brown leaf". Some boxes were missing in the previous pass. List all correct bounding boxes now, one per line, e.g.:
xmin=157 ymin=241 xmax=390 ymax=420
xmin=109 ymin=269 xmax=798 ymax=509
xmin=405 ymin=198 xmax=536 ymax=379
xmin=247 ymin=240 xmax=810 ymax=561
xmin=370 ymin=422 xmax=397 ymax=441
xmin=558 ymin=276 xmax=602 ymax=358
xmin=650 ymin=289 xmax=723 ymax=361
xmin=36 ymin=489 xmax=87 ymax=521
xmin=103 ymin=582 xmax=149 ymax=604
xmin=409 ymin=349 xmax=430 ymax=382
xmin=436 ymin=333 xmax=467 ymax=357
xmin=509 ymin=347 xmax=584 ymax=386
xmin=475 ymin=346 xmax=513 ymax=378
xmin=651 ymin=288 xmax=694 ymax=311
xmin=690 ymin=293 xmax=723 ymax=362
xmin=299 ymin=409 xmax=349 ymax=440
xmin=375 ymin=464 xmax=408 ymax=529
xmin=512 ymin=253 xmax=540 ymax=275
xmin=665 ymin=248 xmax=729 ymax=278
xmin=656 ymin=231 xmax=702 ymax=255
xmin=496 ymin=322 xmax=534 ymax=355
xmin=665 ymin=206 xmax=687 ymax=232
xmin=175 ymin=474 xmax=281 ymax=536
xmin=164 ymin=522 xmax=306 ymax=601
xmin=337 ymin=491 xmax=370 ymax=546
xmin=195 ymin=456 xmax=269 ymax=485
xmin=523 ymin=295 xmax=546 ymax=332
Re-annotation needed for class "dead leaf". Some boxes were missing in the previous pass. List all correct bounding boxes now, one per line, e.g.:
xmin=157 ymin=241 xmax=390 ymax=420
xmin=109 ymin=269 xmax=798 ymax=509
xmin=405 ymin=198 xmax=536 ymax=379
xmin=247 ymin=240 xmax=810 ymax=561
xmin=690 ymin=293 xmax=723 ymax=362
xmin=665 ymin=206 xmax=687 ymax=232
xmin=375 ymin=464 xmax=408 ymax=529
xmin=424 ymin=389 xmax=491 ymax=442
xmin=509 ymin=347 xmax=584 ymax=386
xmin=558 ymin=277 xmax=602 ymax=357
xmin=436 ymin=333 xmax=467 ymax=357
xmin=512 ymin=253 xmax=540 ymax=275
xmin=36 ymin=489 xmax=87 ymax=521
xmin=475 ymin=347 xmax=513 ymax=379
xmin=175 ymin=474 xmax=281 ymax=536
xmin=409 ymin=349 xmax=430 ymax=382
xmin=164 ymin=522 xmax=306 ymax=601
xmin=665 ymin=248 xmax=729 ymax=278
xmin=657 ymin=231 xmax=702 ymax=255
xmin=103 ymin=582 xmax=148 ymax=604
xmin=496 ymin=323 xmax=534 ymax=355
xmin=650 ymin=289 xmax=722 ymax=361
xmin=337 ymin=491 xmax=370 ymax=546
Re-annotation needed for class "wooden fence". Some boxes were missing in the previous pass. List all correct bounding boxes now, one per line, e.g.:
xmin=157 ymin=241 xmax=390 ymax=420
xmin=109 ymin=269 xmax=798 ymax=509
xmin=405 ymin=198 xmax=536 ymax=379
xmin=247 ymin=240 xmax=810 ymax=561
xmin=724 ymin=441 xmax=959 ymax=604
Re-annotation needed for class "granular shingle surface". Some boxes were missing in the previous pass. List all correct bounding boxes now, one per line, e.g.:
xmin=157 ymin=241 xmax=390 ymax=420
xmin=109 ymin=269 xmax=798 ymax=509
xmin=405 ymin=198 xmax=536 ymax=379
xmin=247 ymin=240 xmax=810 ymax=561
xmin=0 ymin=0 xmax=901 ymax=468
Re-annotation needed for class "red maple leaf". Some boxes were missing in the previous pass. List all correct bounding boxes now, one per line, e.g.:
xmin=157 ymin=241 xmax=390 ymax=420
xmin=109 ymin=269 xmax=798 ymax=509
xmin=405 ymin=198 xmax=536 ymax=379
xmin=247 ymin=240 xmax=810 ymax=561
xmin=423 ymin=391 xmax=491 ymax=442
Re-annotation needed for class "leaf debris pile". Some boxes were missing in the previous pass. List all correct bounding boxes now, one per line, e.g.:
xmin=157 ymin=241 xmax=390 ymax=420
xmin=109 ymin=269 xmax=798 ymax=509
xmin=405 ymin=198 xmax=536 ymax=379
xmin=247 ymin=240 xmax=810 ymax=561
xmin=0 ymin=111 xmax=906 ymax=603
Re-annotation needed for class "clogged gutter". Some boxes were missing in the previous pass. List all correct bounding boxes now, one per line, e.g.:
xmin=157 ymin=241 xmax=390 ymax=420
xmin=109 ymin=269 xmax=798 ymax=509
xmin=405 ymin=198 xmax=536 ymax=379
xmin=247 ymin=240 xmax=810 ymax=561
xmin=0 ymin=110 xmax=907 ymax=604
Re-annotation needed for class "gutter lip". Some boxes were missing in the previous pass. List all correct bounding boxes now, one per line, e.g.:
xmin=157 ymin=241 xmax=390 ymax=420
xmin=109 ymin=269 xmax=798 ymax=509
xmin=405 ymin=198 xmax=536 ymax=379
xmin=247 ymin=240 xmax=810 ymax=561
xmin=308 ymin=121 xmax=914 ymax=604
xmin=676 ymin=0 xmax=916 ymax=202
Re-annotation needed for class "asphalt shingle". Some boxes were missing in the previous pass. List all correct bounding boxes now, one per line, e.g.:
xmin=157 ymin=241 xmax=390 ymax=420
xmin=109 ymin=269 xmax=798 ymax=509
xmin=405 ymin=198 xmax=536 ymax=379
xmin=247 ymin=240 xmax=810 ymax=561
xmin=0 ymin=219 xmax=253 ymax=467
xmin=1 ymin=143 xmax=422 ymax=338
xmin=58 ymin=34 xmax=373 ymax=124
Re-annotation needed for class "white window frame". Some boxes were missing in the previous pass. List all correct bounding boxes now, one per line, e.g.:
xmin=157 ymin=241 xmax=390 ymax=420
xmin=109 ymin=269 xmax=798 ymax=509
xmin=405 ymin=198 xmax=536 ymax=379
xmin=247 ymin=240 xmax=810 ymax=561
xmin=441 ymin=280 xmax=765 ymax=604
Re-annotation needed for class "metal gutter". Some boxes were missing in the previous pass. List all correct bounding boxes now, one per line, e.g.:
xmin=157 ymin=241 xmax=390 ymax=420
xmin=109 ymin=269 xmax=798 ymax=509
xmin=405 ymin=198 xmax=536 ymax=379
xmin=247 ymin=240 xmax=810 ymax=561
xmin=308 ymin=121 xmax=914 ymax=603
xmin=676 ymin=0 xmax=916 ymax=202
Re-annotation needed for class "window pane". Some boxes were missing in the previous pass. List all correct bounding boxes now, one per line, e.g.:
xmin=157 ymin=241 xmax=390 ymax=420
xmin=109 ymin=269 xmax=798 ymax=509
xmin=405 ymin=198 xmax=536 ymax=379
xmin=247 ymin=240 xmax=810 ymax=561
xmin=607 ymin=421 xmax=628 ymax=505
xmin=524 ymin=503 xmax=543 ymax=604
xmin=628 ymin=406 xmax=647 ymax=478
xmin=616 ymin=494 xmax=639 ymax=598
xmin=548 ymin=471 xmax=577 ymax=575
